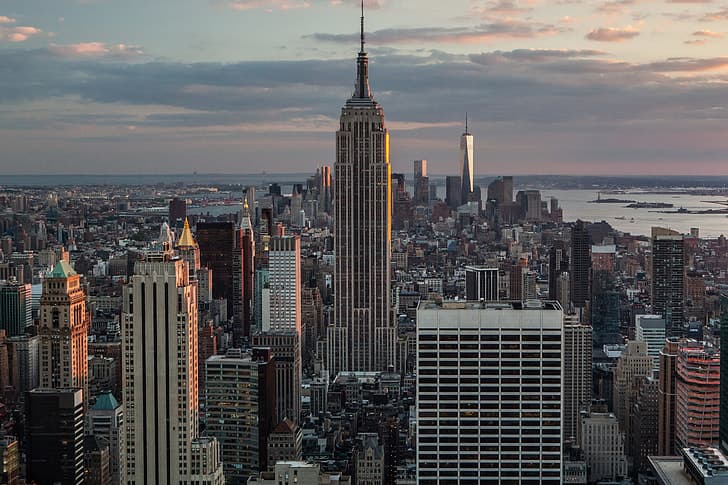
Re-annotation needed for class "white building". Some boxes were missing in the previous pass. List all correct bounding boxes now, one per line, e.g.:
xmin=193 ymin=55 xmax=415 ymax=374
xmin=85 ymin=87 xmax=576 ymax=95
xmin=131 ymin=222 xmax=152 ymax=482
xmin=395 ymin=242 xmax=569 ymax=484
xmin=266 ymin=236 xmax=301 ymax=333
xmin=122 ymin=240 xmax=223 ymax=484
xmin=580 ymin=410 xmax=629 ymax=482
xmin=635 ymin=314 xmax=666 ymax=370
xmin=416 ymin=300 xmax=563 ymax=483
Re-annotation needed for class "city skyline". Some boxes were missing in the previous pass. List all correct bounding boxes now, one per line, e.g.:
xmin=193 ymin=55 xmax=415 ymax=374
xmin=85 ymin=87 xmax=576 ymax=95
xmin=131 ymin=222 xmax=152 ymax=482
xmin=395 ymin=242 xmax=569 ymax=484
xmin=3 ymin=1 xmax=728 ymax=175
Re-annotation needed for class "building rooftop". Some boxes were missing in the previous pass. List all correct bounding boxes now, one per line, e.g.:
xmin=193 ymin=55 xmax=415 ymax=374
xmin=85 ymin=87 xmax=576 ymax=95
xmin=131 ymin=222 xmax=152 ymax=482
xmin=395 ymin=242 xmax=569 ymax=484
xmin=49 ymin=260 xmax=76 ymax=278
xmin=418 ymin=299 xmax=563 ymax=312
xmin=92 ymin=392 xmax=120 ymax=411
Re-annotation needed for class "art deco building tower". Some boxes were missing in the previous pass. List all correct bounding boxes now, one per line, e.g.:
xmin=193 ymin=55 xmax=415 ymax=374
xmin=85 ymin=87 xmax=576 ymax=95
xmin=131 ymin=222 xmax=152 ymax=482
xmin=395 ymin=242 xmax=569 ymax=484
xmin=122 ymin=235 xmax=224 ymax=485
xmin=460 ymin=115 xmax=474 ymax=202
xmin=38 ymin=261 xmax=89 ymax=405
xmin=328 ymin=5 xmax=395 ymax=374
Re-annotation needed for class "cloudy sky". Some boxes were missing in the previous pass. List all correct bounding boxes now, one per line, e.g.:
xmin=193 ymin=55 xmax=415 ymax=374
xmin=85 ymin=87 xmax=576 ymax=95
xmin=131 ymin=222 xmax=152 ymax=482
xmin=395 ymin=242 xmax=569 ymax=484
xmin=2 ymin=0 xmax=728 ymax=175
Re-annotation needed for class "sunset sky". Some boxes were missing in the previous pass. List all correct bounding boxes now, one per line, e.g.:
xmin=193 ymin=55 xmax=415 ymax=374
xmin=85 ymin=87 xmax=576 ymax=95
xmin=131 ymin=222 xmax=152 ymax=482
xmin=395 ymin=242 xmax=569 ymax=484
xmin=2 ymin=0 xmax=728 ymax=175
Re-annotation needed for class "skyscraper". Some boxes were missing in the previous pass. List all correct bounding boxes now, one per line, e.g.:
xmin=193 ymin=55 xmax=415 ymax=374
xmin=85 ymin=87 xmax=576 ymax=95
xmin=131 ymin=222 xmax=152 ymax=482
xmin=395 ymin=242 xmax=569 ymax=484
xmin=239 ymin=200 xmax=256 ymax=339
xmin=0 ymin=280 xmax=32 ymax=337
xmin=570 ymin=220 xmax=591 ymax=312
xmin=122 ymin=240 xmax=224 ymax=484
xmin=652 ymin=234 xmax=685 ymax=337
xmin=197 ymin=221 xmax=245 ymax=334
xmin=328 ymin=7 xmax=395 ymax=374
xmin=413 ymin=160 xmax=429 ymax=207
xmin=564 ymin=322 xmax=593 ymax=444
xmin=38 ymin=261 xmax=89 ymax=407
xmin=675 ymin=342 xmax=720 ymax=450
xmin=460 ymin=116 xmax=474 ymax=203
xmin=416 ymin=300 xmax=563 ymax=483
xmin=658 ymin=337 xmax=680 ymax=455
xmin=206 ymin=348 xmax=277 ymax=483
xmin=26 ymin=388 xmax=85 ymax=485
xmin=267 ymin=236 xmax=301 ymax=334
xmin=445 ymin=175 xmax=461 ymax=210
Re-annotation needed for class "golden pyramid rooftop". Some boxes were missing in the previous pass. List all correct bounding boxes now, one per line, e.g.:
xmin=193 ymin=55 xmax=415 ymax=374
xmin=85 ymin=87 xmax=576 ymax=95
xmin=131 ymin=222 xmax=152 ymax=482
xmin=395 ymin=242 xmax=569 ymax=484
xmin=177 ymin=218 xmax=198 ymax=249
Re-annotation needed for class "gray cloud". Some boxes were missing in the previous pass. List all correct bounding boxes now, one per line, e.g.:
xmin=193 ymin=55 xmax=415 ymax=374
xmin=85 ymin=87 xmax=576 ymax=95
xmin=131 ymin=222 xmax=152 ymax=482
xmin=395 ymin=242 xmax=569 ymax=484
xmin=307 ymin=20 xmax=567 ymax=45
xmin=3 ymin=46 xmax=728 ymax=173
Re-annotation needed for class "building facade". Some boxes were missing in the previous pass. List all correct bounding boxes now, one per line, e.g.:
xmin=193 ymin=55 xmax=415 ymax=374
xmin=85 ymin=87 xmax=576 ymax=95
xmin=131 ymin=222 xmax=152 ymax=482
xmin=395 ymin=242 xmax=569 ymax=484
xmin=206 ymin=348 xmax=276 ymax=484
xmin=564 ymin=323 xmax=593 ymax=444
xmin=416 ymin=301 xmax=563 ymax=483
xmin=26 ymin=388 xmax=85 ymax=485
xmin=675 ymin=342 xmax=720 ymax=449
xmin=38 ymin=261 xmax=89 ymax=407
xmin=652 ymin=235 xmax=685 ymax=336
xmin=122 ymin=246 xmax=224 ymax=484
xmin=328 ymin=12 xmax=395 ymax=375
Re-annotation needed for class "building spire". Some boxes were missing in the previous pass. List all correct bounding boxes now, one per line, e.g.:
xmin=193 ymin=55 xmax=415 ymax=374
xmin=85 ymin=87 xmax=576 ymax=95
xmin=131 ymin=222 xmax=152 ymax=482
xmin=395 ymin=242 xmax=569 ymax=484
xmin=465 ymin=112 xmax=468 ymax=134
xmin=353 ymin=0 xmax=371 ymax=99
xmin=360 ymin=0 xmax=365 ymax=53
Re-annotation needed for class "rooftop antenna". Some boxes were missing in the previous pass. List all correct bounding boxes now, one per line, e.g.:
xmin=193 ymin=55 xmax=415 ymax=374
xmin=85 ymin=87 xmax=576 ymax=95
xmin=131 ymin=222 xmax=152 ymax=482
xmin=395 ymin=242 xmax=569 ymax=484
xmin=465 ymin=112 xmax=469 ymax=134
xmin=360 ymin=0 xmax=365 ymax=53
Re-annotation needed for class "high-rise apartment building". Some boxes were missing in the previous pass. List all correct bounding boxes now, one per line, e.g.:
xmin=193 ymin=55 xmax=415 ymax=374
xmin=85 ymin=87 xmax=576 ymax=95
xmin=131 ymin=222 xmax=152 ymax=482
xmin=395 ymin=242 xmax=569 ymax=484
xmin=206 ymin=348 xmax=276 ymax=484
xmin=328 ymin=10 xmax=395 ymax=374
xmin=252 ymin=332 xmax=301 ymax=424
xmin=0 ymin=280 xmax=32 ymax=337
xmin=464 ymin=266 xmax=499 ymax=301
xmin=635 ymin=314 xmax=666 ymax=370
xmin=675 ymin=342 xmax=720 ymax=449
xmin=38 ymin=261 xmax=89 ymax=407
xmin=267 ymin=236 xmax=301 ymax=333
xmin=658 ymin=337 xmax=680 ymax=455
xmin=652 ymin=234 xmax=685 ymax=336
xmin=416 ymin=300 xmax=563 ymax=483
xmin=459 ymin=118 xmax=474 ymax=203
xmin=122 ymin=243 xmax=223 ymax=484
xmin=26 ymin=388 xmax=85 ymax=485
xmin=570 ymin=220 xmax=591 ymax=311
xmin=564 ymin=322 xmax=593 ymax=444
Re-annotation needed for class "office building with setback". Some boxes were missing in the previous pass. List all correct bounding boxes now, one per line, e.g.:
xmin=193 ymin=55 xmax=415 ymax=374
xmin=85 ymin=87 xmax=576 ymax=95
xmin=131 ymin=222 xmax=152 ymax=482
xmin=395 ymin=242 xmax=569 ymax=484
xmin=416 ymin=300 xmax=563 ymax=483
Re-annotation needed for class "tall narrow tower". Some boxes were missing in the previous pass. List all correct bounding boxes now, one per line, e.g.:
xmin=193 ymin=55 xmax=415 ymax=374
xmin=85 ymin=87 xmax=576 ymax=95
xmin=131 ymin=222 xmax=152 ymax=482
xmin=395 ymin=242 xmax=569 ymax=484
xmin=38 ymin=261 xmax=89 ymax=405
xmin=460 ymin=114 xmax=474 ymax=203
xmin=329 ymin=3 xmax=395 ymax=374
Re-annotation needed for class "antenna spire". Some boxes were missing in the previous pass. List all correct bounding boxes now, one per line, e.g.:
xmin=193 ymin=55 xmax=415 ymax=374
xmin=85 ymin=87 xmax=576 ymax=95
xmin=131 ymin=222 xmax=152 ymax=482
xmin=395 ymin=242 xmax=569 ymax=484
xmin=465 ymin=112 xmax=469 ymax=133
xmin=360 ymin=0 xmax=365 ymax=53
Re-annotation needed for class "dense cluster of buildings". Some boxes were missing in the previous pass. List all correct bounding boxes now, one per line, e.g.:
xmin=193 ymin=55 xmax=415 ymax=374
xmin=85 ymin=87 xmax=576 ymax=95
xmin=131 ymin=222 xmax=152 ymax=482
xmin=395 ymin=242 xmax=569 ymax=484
xmin=1 ymin=10 xmax=728 ymax=485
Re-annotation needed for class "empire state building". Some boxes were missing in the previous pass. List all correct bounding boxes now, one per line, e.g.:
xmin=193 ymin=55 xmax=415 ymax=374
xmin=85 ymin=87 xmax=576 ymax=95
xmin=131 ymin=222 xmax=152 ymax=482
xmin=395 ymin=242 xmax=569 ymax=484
xmin=328 ymin=5 xmax=396 ymax=374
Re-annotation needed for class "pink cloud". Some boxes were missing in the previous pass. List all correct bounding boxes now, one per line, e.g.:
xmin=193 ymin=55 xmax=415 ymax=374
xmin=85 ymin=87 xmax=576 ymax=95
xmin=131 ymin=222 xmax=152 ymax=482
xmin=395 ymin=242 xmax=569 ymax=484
xmin=0 ymin=15 xmax=16 ymax=24
xmin=228 ymin=0 xmax=311 ymax=10
xmin=693 ymin=30 xmax=724 ymax=38
xmin=49 ymin=42 xmax=144 ymax=57
xmin=0 ymin=25 xmax=42 ymax=42
xmin=586 ymin=26 xmax=639 ymax=42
